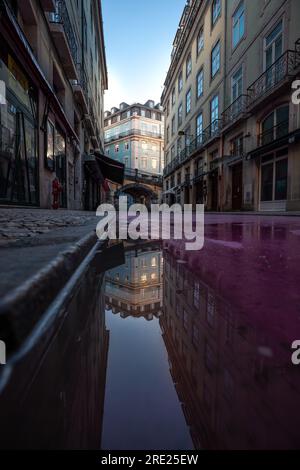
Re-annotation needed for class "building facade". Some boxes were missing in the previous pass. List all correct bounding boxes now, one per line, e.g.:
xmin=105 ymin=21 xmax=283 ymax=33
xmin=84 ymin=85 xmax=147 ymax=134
xmin=162 ymin=0 xmax=300 ymax=212
xmin=0 ymin=0 xmax=108 ymax=211
xmin=104 ymin=100 xmax=164 ymax=176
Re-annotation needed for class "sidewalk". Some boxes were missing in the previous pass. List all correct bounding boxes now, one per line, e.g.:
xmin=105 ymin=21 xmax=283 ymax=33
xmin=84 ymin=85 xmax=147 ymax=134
xmin=0 ymin=208 xmax=99 ymax=298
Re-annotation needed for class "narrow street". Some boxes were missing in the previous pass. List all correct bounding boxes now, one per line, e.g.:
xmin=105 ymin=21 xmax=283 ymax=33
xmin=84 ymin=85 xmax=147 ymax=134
xmin=0 ymin=213 xmax=300 ymax=449
xmin=1 ymin=0 xmax=300 ymax=456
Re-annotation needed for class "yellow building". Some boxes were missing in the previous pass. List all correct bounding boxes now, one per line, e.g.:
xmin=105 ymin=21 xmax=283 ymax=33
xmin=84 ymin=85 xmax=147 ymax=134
xmin=162 ymin=0 xmax=300 ymax=212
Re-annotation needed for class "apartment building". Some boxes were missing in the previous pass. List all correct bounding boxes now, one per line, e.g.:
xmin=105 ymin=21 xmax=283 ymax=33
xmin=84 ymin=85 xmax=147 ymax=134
xmin=0 ymin=0 xmax=108 ymax=210
xmin=162 ymin=0 xmax=300 ymax=212
xmin=104 ymin=100 xmax=164 ymax=176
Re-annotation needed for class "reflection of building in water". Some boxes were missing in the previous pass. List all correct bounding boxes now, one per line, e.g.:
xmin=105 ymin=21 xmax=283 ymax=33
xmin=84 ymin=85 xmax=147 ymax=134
xmin=161 ymin=240 xmax=300 ymax=450
xmin=105 ymin=246 xmax=163 ymax=321
xmin=0 ymin=250 xmax=110 ymax=449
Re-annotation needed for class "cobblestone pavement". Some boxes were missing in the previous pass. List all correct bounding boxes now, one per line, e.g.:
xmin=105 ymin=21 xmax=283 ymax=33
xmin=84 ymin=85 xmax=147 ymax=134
xmin=0 ymin=208 xmax=97 ymax=246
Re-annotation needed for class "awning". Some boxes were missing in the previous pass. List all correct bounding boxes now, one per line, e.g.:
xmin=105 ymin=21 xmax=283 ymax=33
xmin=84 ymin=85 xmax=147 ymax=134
xmin=93 ymin=151 xmax=125 ymax=185
xmin=84 ymin=154 xmax=104 ymax=185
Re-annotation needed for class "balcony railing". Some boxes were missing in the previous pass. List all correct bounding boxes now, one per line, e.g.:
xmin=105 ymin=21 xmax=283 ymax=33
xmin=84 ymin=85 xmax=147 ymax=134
xmin=49 ymin=0 xmax=77 ymax=66
xmin=105 ymin=128 xmax=163 ymax=143
xmin=222 ymin=95 xmax=248 ymax=128
xmin=247 ymin=50 xmax=300 ymax=107
xmin=124 ymin=168 xmax=163 ymax=186
xmin=258 ymin=120 xmax=289 ymax=147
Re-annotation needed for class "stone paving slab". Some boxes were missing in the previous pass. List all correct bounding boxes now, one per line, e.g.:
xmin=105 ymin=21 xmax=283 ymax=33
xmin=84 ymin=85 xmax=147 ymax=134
xmin=0 ymin=208 xmax=97 ymax=247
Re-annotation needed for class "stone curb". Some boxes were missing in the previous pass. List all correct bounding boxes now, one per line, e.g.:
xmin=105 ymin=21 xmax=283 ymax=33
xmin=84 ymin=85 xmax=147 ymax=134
xmin=0 ymin=230 xmax=99 ymax=352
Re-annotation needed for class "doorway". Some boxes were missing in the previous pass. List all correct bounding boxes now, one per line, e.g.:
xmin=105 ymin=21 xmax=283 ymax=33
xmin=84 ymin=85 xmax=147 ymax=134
xmin=232 ymin=163 xmax=243 ymax=210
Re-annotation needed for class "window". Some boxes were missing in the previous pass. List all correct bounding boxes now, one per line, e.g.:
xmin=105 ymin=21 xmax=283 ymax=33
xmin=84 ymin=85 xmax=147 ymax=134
xmin=197 ymin=28 xmax=204 ymax=55
xmin=261 ymin=105 xmax=289 ymax=146
xmin=186 ymin=53 xmax=192 ymax=78
xmin=264 ymin=21 xmax=283 ymax=71
xmin=172 ymin=87 xmax=176 ymax=106
xmin=166 ymin=125 xmax=170 ymax=143
xmin=196 ymin=113 xmax=203 ymax=144
xmin=196 ymin=68 xmax=204 ymax=98
xmin=211 ymin=41 xmax=220 ymax=78
xmin=171 ymin=145 xmax=175 ymax=160
xmin=114 ymin=144 xmax=119 ymax=153
xmin=171 ymin=116 xmax=175 ymax=135
xmin=177 ymin=137 xmax=182 ymax=156
xmin=212 ymin=0 xmax=221 ymax=26
xmin=166 ymin=100 xmax=170 ymax=117
xmin=124 ymin=157 xmax=129 ymax=167
xmin=151 ymin=256 xmax=157 ymax=267
xmin=232 ymin=1 xmax=245 ymax=48
xmin=141 ymin=158 xmax=147 ymax=169
xmin=261 ymin=149 xmax=288 ymax=203
xmin=124 ymin=142 xmax=129 ymax=150
xmin=210 ymin=95 xmax=219 ymax=126
xmin=231 ymin=134 xmax=244 ymax=156
xmin=178 ymin=70 xmax=183 ymax=93
xmin=151 ymin=158 xmax=157 ymax=170
xmin=186 ymin=89 xmax=191 ymax=115
xmin=231 ymin=66 xmax=243 ymax=102
xmin=178 ymin=103 xmax=183 ymax=127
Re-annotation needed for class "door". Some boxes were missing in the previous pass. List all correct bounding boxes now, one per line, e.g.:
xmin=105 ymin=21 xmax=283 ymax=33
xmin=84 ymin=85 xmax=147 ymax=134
xmin=232 ymin=163 xmax=243 ymax=210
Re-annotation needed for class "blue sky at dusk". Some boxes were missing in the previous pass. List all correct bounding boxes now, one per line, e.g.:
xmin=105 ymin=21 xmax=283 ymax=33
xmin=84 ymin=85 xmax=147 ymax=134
xmin=102 ymin=0 xmax=186 ymax=111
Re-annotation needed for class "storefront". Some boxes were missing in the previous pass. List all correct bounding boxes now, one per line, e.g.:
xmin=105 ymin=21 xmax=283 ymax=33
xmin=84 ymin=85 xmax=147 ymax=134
xmin=259 ymin=147 xmax=288 ymax=212
xmin=0 ymin=50 xmax=38 ymax=205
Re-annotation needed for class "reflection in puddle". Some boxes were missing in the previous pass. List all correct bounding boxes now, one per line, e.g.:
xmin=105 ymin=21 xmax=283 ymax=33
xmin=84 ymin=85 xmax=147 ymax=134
xmin=102 ymin=217 xmax=300 ymax=450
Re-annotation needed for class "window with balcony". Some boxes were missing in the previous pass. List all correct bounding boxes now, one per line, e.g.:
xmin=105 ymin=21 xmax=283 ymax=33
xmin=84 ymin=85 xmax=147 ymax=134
xmin=232 ymin=1 xmax=245 ymax=48
xmin=197 ymin=27 xmax=204 ymax=55
xmin=178 ymin=103 xmax=183 ymax=127
xmin=210 ymin=95 xmax=219 ymax=131
xmin=197 ymin=68 xmax=204 ymax=98
xmin=264 ymin=21 xmax=283 ymax=71
xmin=178 ymin=70 xmax=183 ymax=93
xmin=186 ymin=53 xmax=192 ymax=78
xmin=211 ymin=41 xmax=220 ymax=78
xmin=196 ymin=113 xmax=203 ymax=145
xmin=232 ymin=66 xmax=243 ymax=102
xmin=186 ymin=89 xmax=191 ymax=115
xmin=212 ymin=0 xmax=221 ymax=27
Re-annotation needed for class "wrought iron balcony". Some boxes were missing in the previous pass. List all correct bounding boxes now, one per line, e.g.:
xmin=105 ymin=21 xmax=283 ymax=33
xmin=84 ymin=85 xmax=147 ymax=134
xmin=203 ymin=119 xmax=222 ymax=143
xmin=247 ymin=49 xmax=300 ymax=109
xmin=258 ymin=120 xmax=289 ymax=147
xmin=222 ymin=95 xmax=249 ymax=129
xmin=104 ymin=128 xmax=162 ymax=143
xmin=125 ymin=168 xmax=163 ymax=186
xmin=48 ymin=0 xmax=78 ymax=79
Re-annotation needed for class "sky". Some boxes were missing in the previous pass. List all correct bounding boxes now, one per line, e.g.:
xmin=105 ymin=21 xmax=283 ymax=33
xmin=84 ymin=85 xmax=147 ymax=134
xmin=102 ymin=0 xmax=186 ymax=111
